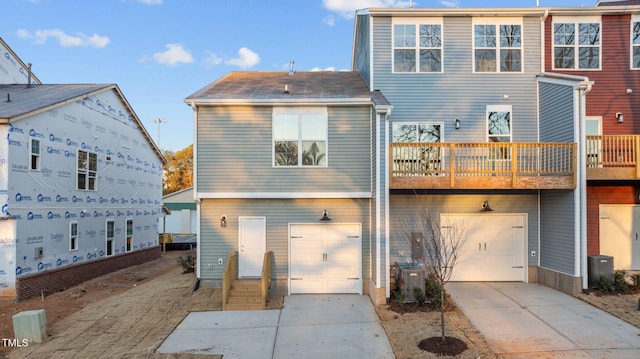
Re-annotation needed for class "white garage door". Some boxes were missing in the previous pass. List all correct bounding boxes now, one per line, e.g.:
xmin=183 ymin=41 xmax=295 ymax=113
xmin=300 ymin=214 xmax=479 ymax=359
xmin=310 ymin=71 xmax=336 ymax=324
xmin=442 ymin=214 xmax=526 ymax=282
xmin=600 ymin=205 xmax=640 ymax=270
xmin=289 ymin=223 xmax=362 ymax=294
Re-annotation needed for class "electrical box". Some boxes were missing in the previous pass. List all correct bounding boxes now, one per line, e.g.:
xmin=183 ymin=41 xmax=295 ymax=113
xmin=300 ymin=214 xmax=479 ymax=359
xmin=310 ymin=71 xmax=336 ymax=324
xmin=588 ymin=255 xmax=614 ymax=288
xmin=12 ymin=309 xmax=47 ymax=343
xmin=34 ymin=247 xmax=43 ymax=259
xmin=398 ymin=266 xmax=425 ymax=303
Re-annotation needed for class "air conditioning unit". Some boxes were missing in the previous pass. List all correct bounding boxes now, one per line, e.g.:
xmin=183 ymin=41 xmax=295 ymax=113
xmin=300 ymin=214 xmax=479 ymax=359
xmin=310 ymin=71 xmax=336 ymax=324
xmin=588 ymin=255 xmax=614 ymax=288
xmin=398 ymin=266 xmax=425 ymax=303
xmin=12 ymin=309 xmax=47 ymax=343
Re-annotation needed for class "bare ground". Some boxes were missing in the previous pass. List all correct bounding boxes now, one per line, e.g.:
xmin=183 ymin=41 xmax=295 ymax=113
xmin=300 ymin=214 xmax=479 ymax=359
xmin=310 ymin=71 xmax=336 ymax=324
xmin=1 ymin=251 xmax=639 ymax=358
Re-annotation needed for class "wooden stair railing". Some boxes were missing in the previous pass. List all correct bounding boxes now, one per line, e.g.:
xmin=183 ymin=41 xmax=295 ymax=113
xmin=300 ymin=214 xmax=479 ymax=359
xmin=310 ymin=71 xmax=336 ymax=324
xmin=261 ymin=251 xmax=273 ymax=308
xmin=221 ymin=251 xmax=237 ymax=311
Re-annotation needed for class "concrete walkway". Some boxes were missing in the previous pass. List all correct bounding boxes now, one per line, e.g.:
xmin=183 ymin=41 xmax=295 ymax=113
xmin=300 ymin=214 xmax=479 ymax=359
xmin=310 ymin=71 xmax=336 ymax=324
xmin=447 ymin=282 xmax=640 ymax=358
xmin=157 ymin=294 xmax=394 ymax=359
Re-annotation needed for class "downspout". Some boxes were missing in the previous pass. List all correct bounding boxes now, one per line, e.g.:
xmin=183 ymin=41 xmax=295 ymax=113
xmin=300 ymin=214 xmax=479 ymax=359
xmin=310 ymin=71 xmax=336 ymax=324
xmin=384 ymin=109 xmax=391 ymax=300
xmin=577 ymin=81 xmax=593 ymax=292
xmin=190 ymin=101 xmax=201 ymax=280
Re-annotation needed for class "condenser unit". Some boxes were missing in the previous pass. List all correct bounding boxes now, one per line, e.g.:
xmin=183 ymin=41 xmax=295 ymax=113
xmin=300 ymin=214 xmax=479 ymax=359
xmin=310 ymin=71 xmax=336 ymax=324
xmin=588 ymin=255 xmax=614 ymax=288
xmin=398 ymin=266 xmax=425 ymax=303
xmin=12 ymin=309 xmax=47 ymax=343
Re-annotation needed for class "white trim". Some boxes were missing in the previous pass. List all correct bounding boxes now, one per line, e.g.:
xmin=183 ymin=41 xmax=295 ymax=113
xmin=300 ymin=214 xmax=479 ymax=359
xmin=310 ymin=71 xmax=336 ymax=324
xmin=384 ymin=113 xmax=391 ymax=299
xmin=272 ymin=106 xmax=328 ymax=168
xmin=185 ymin=98 xmax=372 ymax=106
xmin=197 ymin=192 xmax=372 ymax=199
xmin=486 ymin=105 xmax=513 ymax=143
xmin=375 ymin=111 xmax=382 ymax=293
xmin=631 ymin=16 xmax=640 ymax=70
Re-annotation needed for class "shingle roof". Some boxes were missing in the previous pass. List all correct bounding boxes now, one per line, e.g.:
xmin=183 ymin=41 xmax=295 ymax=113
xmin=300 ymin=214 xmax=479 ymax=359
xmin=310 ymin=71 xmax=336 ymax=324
xmin=597 ymin=0 xmax=640 ymax=5
xmin=0 ymin=84 xmax=112 ymax=120
xmin=185 ymin=71 xmax=373 ymax=103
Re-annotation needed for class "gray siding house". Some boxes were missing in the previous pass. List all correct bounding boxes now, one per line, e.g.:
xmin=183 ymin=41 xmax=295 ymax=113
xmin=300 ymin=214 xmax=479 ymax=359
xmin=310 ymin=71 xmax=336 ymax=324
xmin=185 ymin=71 xmax=391 ymax=302
xmin=353 ymin=7 xmax=589 ymax=298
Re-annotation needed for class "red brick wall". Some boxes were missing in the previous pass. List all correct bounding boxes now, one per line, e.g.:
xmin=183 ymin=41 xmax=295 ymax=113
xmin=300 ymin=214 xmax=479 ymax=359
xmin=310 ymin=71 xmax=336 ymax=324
xmin=587 ymin=185 xmax=640 ymax=254
xmin=15 ymin=246 xmax=161 ymax=301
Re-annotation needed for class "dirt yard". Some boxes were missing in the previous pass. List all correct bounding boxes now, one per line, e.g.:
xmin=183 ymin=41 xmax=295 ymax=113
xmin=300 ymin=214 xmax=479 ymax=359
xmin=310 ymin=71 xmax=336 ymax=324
xmin=1 ymin=250 xmax=639 ymax=358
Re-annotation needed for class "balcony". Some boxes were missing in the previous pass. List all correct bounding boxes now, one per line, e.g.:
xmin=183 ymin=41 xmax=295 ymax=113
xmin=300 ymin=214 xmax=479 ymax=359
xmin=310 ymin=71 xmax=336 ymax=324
xmin=390 ymin=142 xmax=576 ymax=190
xmin=586 ymin=135 xmax=640 ymax=180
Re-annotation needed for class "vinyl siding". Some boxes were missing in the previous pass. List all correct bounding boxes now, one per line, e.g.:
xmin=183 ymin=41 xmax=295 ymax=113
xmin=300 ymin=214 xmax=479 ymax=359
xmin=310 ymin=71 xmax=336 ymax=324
xmin=389 ymin=193 xmax=539 ymax=267
xmin=354 ymin=14 xmax=371 ymax=88
xmin=199 ymin=198 xmax=371 ymax=293
xmin=540 ymin=190 xmax=576 ymax=275
xmin=196 ymin=105 xmax=372 ymax=194
xmin=371 ymin=16 xmax=542 ymax=143
xmin=539 ymin=82 xmax=576 ymax=142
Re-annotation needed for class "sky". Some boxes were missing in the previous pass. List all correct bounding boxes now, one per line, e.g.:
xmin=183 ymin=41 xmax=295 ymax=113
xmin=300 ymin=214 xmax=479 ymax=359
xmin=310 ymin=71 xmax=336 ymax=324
xmin=2 ymin=0 xmax=597 ymax=152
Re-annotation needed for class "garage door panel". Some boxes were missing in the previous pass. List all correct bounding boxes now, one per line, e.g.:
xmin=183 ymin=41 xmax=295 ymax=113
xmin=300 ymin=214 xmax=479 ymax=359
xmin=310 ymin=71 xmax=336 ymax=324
xmin=443 ymin=214 xmax=526 ymax=282
xmin=289 ymin=224 xmax=361 ymax=294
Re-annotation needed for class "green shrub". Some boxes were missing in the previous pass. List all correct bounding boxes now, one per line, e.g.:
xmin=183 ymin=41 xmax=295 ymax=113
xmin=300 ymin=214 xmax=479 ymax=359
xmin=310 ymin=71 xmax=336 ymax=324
xmin=425 ymin=275 xmax=444 ymax=309
xmin=413 ymin=287 xmax=426 ymax=307
xmin=630 ymin=273 xmax=640 ymax=289
xmin=613 ymin=270 xmax=628 ymax=293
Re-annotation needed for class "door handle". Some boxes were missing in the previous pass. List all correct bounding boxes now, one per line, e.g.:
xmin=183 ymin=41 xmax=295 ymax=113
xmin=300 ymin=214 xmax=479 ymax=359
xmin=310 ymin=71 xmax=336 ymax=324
xmin=484 ymin=243 xmax=487 ymax=251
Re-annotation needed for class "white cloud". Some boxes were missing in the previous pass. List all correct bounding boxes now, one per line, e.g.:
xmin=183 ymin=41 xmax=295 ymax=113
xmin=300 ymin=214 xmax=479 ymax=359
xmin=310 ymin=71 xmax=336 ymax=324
xmin=440 ymin=0 xmax=458 ymax=7
xmin=205 ymin=53 xmax=223 ymax=66
xmin=323 ymin=0 xmax=413 ymax=19
xmin=16 ymin=28 xmax=110 ymax=48
xmin=137 ymin=0 xmax=162 ymax=4
xmin=224 ymin=47 xmax=260 ymax=69
xmin=152 ymin=43 xmax=193 ymax=66
xmin=323 ymin=15 xmax=336 ymax=27
xmin=310 ymin=67 xmax=336 ymax=72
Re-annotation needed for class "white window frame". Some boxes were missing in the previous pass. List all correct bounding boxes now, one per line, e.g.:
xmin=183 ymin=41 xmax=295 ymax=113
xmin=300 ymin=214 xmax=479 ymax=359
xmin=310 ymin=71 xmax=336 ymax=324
xmin=552 ymin=16 xmax=601 ymax=71
xmin=77 ymin=149 xmax=97 ymax=190
xmin=473 ymin=18 xmax=523 ymax=73
xmin=30 ymin=137 xmax=40 ymax=171
xmin=631 ymin=15 xmax=640 ymax=70
xmin=69 ymin=221 xmax=78 ymax=251
xmin=486 ymin=105 xmax=513 ymax=143
xmin=272 ymin=107 xmax=328 ymax=167
xmin=392 ymin=122 xmax=444 ymax=143
xmin=392 ymin=18 xmax=444 ymax=73
xmin=486 ymin=105 xmax=513 ymax=163
xmin=106 ymin=219 xmax=114 ymax=257
xmin=125 ymin=218 xmax=133 ymax=252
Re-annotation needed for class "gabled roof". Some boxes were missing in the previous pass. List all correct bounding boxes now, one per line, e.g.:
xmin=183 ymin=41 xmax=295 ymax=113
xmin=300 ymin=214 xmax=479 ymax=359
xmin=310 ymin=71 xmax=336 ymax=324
xmin=0 ymin=83 xmax=165 ymax=164
xmin=0 ymin=37 xmax=42 ymax=85
xmin=185 ymin=71 xmax=376 ymax=105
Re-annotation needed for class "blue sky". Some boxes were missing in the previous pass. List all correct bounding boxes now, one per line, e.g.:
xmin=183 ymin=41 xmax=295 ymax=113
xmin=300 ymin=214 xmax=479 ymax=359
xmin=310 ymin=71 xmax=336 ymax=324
xmin=2 ymin=0 xmax=595 ymax=151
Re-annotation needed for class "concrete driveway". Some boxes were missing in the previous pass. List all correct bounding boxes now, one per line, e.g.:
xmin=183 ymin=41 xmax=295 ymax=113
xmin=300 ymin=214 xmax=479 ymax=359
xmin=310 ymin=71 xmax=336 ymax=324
xmin=447 ymin=282 xmax=640 ymax=358
xmin=157 ymin=294 xmax=394 ymax=359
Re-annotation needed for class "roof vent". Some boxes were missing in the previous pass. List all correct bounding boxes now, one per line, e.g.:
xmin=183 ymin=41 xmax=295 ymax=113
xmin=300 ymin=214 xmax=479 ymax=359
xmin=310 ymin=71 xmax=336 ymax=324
xmin=27 ymin=63 xmax=32 ymax=88
xmin=6 ymin=93 xmax=10 ymax=102
xmin=288 ymin=60 xmax=295 ymax=76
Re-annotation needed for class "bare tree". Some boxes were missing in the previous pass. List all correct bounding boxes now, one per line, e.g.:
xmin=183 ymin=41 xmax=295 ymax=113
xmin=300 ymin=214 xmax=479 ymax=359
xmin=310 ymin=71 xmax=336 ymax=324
xmin=403 ymin=208 xmax=467 ymax=342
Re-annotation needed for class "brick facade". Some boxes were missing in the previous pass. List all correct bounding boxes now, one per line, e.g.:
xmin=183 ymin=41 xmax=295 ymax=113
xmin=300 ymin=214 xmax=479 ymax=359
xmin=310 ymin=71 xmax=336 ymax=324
xmin=15 ymin=246 xmax=161 ymax=301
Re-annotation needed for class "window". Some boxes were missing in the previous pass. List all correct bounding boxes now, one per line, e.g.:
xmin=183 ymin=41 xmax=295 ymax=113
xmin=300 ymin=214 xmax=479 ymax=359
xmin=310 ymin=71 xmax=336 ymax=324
xmin=632 ymin=17 xmax=640 ymax=69
xmin=273 ymin=107 xmax=327 ymax=167
xmin=474 ymin=21 xmax=522 ymax=72
xmin=70 ymin=222 xmax=78 ymax=251
xmin=487 ymin=105 xmax=512 ymax=161
xmin=77 ymin=150 xmax=97 ymax=190
xmin=126 ymin=219 xmax=133 ymax=252
xmin=393 ymin=20 xmax=442 ymax=73
xmin=553 ymin=17 xmax=601 ymax=70
xmin=106 ymin=220 xmax=114 ymax=256
xmin=30 ymin=138 xmax=40 ymax=171
xmin=392 ymin=123 xmax=443 ymax=174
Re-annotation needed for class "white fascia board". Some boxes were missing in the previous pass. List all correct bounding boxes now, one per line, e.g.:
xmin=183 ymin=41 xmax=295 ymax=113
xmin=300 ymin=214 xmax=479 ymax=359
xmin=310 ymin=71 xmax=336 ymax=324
xmin=197 ymin=192 xmax=372 ymax=199
xmin=537 ymin=73 xmax=593 ymax=88
xmin=367 ymin=7 xmax=548 ymax=17
xmin=183 ymin=98 xmax=373 ymax=106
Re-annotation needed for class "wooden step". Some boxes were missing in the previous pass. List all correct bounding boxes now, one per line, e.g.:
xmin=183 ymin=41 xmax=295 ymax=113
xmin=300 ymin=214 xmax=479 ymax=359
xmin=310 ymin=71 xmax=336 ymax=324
xmin=227 ymin=296 xmax=262 ymax=305
xmin=229 ymin=289 xmax=261 ymax=297
xmin=231 ymin=279 xmax=261 ymax=291
xmin=224 ymin=303 xmax=263 ymax=311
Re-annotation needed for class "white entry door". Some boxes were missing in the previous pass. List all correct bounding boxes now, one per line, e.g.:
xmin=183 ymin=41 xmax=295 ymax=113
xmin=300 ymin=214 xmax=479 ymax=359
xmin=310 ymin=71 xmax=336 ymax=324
xmin=442 ymin=214 xmax=526 ymax=282
xmin=600 ymin=205 xmax=640 ymax=270
xmin=289 ymin=223 xmax=361 ymax=294
xmin=238 ymin=217 xmax=266 ymax=278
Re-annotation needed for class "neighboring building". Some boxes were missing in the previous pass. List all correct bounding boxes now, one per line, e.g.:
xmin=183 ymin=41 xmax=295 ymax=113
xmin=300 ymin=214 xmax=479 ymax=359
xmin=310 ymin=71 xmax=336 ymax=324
xmin=161 ymin=187 xmax=196 ymax=234
xmin=185 ymin=71 xmax=391 ymax=301
xmin=544 ymin=2 xmax=640 ymax=270
xmin=0 ymin=39 xmax=164 ymax=299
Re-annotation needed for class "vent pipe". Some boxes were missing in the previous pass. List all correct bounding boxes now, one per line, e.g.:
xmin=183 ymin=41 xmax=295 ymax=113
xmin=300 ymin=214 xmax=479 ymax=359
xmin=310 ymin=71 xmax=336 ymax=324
xmin=288 ymin=60 xmax=295 ymax=76
xmin=27 ymin=63 xmax=32 ymax=88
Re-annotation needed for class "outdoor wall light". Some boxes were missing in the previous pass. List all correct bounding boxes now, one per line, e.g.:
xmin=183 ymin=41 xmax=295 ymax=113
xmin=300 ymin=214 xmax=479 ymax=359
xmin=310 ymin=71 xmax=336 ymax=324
xmin=502 ymin=94 xmax=509 ymax=100
xmin=454 ymin=118 xmax=461 ymax=130
xmin=220 ymin=215 xmax=227 ymax=227
xmin=626 ymin=88 xmax=633 ymax=94
xmin=320 ymin=209 xmax=332 ymax=221
xmin=616 ymin=112 xmax=624 ymax=123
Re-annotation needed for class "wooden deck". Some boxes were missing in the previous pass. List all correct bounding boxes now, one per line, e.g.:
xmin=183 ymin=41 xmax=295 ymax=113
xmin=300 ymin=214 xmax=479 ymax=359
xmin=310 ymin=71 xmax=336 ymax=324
xmin=390 ymin=142 xmax=577 ymax=190
xmin=586 ymin=135 xmax=640 ymax=180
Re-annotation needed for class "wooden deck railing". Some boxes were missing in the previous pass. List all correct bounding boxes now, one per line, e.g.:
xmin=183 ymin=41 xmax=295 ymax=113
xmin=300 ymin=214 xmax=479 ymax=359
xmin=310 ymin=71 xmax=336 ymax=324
xmin=221 ymin=251 xmax=237 ymax=311
xmin=586 ymin=135 xmax=640 ymax=179
xmin=390 ymin=142 xmax=577 ymax=189
xmin=261 ymin=251 xmax=273 ymax=308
